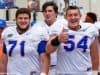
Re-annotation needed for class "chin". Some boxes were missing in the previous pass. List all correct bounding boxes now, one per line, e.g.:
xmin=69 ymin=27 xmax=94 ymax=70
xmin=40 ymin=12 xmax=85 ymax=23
xmin=71 ymin=24 xmax=77 ymax=27
xmin=71 ymin=23 xmax=78 ymax=26
xmin=69 ymin=25 xmax=77 ymax=28
xmin=20 ymin=26 xmax=29 ymax=30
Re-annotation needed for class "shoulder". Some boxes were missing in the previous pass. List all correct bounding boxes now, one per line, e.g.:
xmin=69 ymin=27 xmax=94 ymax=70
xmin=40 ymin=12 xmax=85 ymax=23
xmin=30 ymin=23 xmax=49 ymax=37
xmin=31 ymin=22 xmax=47 ymax=31
xmin=2 ymin=26 xmax=16 ymax=39
xmin=54 ymin=19 xmax=68 ymax=26
xmin=33 ymin=21 xmax=46 ymax=27
xmin=86 ymin=23 xmax=98 ymax=37
xmin=2 ymin=26 xmax=16 ymax=34
xmin=94 ymin=22 xmax=100 ymax=30
xmin=80 ymin=22 xmax=99 ymax=37
xmin=50 ymin=19 xmax=67 ymax=34
xmin=31 ymin=24 xmax=49 ymax=40
xmin=81 ymin=22 xmax=93 ymax=29
xmin=80 ymin=22 xmax=94 ymax=31
xmin=53 ymin=19 xmax=68 ymax=30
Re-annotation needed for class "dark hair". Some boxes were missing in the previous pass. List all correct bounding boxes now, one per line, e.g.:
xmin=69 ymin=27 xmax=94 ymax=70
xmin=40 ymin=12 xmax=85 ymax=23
xmin=65 ymin=6 xmax=81 ymax=16
xmin=42 ymin=1 xmax=58 ymax=14
xmin=15 ymin=8 xmax=31 ymax=19
xmin=86 ymin=12 xmax=97 ymax=23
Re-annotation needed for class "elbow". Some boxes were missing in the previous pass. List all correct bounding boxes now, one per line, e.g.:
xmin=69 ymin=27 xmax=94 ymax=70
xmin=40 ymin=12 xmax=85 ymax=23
xmin=45 ymin=46 xmax=53 ymax=54
xmin=46 ymin=45 xmax=57 ymax=54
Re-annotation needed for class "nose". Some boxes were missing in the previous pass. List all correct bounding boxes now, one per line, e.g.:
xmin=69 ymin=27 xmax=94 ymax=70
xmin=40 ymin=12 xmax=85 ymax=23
xmin=45 ymin=11 xmax=50 ymax=15
xmin=71 ymin=15 xmax=75 ymax=19
xmin=21 ymin=18 xmax=26 ymax=22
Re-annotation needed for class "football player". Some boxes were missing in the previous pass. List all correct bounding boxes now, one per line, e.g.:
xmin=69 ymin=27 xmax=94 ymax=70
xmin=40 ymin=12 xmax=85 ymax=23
xmin=1 ymin=8 xmax=49 ymax=75
xmin=46 ymin=6 xmax=99 ymax=75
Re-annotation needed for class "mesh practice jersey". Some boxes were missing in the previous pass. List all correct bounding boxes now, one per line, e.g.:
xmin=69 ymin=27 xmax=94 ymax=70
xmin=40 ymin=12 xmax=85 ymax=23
xmin=35 ymin=19 xmax=67 ymax=66
xmin=2 ymin=25 xmax=49 ymax=75
xmin=50 ymin=22 xmax=98 ymax=74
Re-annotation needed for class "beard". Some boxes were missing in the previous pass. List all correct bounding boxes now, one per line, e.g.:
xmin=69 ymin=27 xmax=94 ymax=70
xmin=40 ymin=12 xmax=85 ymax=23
xmin=16 ymin=24 xmax=29 ymax=34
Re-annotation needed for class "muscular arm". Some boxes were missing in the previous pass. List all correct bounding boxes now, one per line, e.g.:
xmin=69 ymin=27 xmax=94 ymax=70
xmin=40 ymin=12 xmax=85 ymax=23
xmin=40 ymin=53 xmax=50 ymax=75
xmin=46 ymin=36 xmax=59 ymax=54
xmin=46 ymin=31 xmax=68 ymax=54
xmin=37 ymin=40 xmax=50 ymax=75
xmin=90 ymin=37 xmax=99 ymax=70
xmin=0 ymin=54 xmax=8 ymax=75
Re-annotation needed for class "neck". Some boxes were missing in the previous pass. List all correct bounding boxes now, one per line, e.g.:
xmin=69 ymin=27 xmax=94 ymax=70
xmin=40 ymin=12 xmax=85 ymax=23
xmin=45 ymin=19 xmax=56 ymax=26
xmin=68 ymin=25 xmax=81 ymax=31
xmin=16 ymin=26 xmax=29 ymax=34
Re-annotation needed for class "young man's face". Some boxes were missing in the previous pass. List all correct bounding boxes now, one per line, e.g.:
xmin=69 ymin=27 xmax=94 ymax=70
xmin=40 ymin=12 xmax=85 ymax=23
xmin=43 ymin=6 xmax=57 ymax=24
xmin=16 ymin=13 xmax=30 ymax=30
xmin=85 ymin=16 xmax=93 ymax=23
xmin=65 ymin=9 xmax=81 ymax=30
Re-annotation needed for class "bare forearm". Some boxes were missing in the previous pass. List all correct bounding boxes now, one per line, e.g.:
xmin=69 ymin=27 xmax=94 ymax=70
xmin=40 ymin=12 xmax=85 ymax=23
xmin=0 ymin=54 xmax=7 ymax=75
xmin=92 ymin=58 xmax=99 ymax=70
xmin=90 ymin=38 xmax=99 ymax=70
xmin=40 ymin=53 xmax=50 ymax=75
xmin=91 ymin=50 xmax=99 ymax=70
xmin=0 ymin=62 xmax=7 ymax=75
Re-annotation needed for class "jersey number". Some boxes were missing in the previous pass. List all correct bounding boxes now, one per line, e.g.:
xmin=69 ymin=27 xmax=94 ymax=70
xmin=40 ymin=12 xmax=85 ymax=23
xmin=64 ymin=35 xmax=88 ymax=52
xmin=9 ymin=40 xmax=25 ymax=56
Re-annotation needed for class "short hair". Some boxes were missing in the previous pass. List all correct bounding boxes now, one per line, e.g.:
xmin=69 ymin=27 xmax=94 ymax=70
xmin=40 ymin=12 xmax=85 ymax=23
xmin=65 ymin=6 xmax=81 ymax=16
xmin=15 ymin=8 xmax=31 ymax=19
xmin=86 ymin=12 xmax=97 ymax=23
xmin=42 ymin=1 xmax=58 ymax=14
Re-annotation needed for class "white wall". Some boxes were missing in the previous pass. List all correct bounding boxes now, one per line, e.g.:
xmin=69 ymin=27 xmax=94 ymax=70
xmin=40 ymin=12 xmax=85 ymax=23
xmin=78 ymin=0 xmax=90 ymax=21
xmin=0 ymin=0 xmax=100 ymax=21
xmin=79 ymin=0 xmax=100 ymax=21
xmin=91 ymin=0 xmax=100 ymax=20
xmin=15 ymin=0 xmax=28 ymax=8
xmin=0 ymin=9 xmax=6 ymax=20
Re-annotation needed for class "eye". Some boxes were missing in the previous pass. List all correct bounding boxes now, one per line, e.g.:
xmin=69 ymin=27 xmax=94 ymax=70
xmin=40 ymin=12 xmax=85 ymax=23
xmin=18 ymin=17 xmax=23 ymax=20
xmin=68 ymin=14 xmax=72 ymax=17
xmin=74 ymin=14 xmax=78 ymax=16
xmin=48 ymin=10 xmax=53 ymax=12
xmin=44 ymin=10 xmax=53 ymax=13
xmin=24 ymin=17 xmax=29 ymax=20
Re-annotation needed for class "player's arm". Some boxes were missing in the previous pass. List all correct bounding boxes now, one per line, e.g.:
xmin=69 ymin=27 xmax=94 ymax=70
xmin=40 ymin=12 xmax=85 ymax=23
xmin=90 ymin=37 xmax=99 ymax=70
xmin=46 ymin=30 xmax=68 ymax=54
xmin=0 ymin=54 xmax=8 ymax=75
xmin=0 ymin=43 xmax=8 ymax=75
xmin=37 ymin=40 xmax=50 ymax=75
xmin=39 ymin=53 xmax=50 ymax=75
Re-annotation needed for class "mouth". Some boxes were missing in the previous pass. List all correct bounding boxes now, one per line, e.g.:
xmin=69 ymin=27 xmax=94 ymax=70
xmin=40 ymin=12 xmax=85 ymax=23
xmin=46 ymin=17 xmax=50 ymax=20
xmin=71 ymin=19 xmax=78 ymax=23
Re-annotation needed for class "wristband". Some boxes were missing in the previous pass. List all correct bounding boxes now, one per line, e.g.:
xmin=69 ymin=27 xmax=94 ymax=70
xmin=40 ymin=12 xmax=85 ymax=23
xmin=40 ymin=72 xmax=46 ymax=75
xmin=51 ymin=36 xmax=60 ymax=46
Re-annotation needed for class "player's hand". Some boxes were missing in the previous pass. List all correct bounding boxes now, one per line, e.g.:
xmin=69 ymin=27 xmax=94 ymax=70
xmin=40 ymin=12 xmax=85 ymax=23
xmin=58 ymin=28 xmax=69 ymax=43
